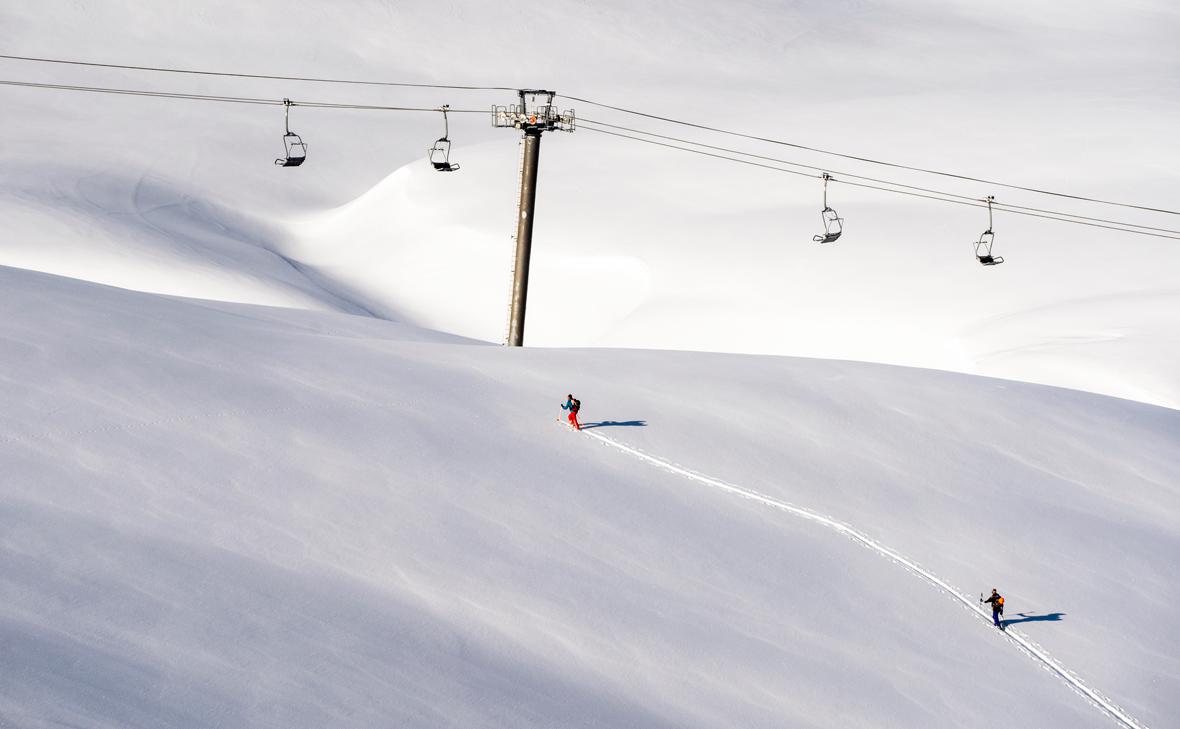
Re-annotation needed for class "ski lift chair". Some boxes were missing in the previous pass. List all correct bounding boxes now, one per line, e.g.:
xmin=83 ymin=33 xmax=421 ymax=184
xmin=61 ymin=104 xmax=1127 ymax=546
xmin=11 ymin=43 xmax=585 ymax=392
xmin=974 ymin=196 xmax=1004 ymax=265
xmin=812 ymin=173 xmax=843 ymax=243
xmin=428 ymin=104 xmax=460 ymax=172
xmin=274 ymin=99 xmax=307 ymax=167
xmin=429 ymin=137 xmax=459 ymax=172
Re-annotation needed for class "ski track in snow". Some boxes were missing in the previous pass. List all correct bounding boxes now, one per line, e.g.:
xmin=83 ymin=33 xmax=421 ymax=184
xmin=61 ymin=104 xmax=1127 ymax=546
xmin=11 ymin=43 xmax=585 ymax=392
xmin=581 ymin=429 xmax=1149 ymax=729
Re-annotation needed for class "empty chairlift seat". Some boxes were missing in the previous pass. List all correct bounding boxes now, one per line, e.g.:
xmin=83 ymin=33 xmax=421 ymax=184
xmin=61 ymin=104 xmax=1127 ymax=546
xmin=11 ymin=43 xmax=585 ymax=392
xmin=428 ymin=104 xmax=460 ymax=172
xmin=812 ymin=173 xmax=843 ymax=244
xmin=974 ymin=196 xmax=1004 ymax=265
xmin=274 ymin=98 xmax=307 ymax=168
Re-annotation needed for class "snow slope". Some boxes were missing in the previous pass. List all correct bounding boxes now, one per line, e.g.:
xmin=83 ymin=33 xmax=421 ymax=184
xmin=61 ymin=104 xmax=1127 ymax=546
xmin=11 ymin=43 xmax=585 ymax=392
xmin=2 ymin=265 xmax=1177 ymax=728
xmin=1 ymin=1 xmax=1178 ymax=407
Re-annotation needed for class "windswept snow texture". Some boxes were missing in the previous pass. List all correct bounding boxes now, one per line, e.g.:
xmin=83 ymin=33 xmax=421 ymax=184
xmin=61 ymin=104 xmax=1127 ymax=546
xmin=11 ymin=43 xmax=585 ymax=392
xmin=1 ymin=1 xmax=1178 ymax=407
xmin=2 ymin=267 xmax=1177 ymax=729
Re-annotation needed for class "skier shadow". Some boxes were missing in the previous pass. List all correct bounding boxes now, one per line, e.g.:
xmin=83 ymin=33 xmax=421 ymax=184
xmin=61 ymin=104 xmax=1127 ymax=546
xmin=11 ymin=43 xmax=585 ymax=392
xmin=1002 ymin=612 xmax=1066 ymax=628
xmin=580 ymin=420 xmax=647 ymax=430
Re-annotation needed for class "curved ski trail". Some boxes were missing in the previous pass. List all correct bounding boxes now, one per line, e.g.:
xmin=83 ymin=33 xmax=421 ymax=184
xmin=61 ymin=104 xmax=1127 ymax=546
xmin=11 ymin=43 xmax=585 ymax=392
xmin=582 ymin=429 xmax=1147 ymax=729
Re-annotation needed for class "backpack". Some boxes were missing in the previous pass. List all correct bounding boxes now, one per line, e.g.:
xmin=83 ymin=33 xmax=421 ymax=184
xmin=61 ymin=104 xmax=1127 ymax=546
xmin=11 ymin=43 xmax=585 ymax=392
xmin=996 ymin=596 xmax=1004 ymax=608
xmin=571 ymin=398 xmax=580 ymax=414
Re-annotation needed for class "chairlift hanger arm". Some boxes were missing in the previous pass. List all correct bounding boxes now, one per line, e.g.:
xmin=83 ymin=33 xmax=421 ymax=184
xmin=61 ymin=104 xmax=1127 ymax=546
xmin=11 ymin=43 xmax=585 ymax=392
xmin=282 ymin=97 xmax=294 ymax=134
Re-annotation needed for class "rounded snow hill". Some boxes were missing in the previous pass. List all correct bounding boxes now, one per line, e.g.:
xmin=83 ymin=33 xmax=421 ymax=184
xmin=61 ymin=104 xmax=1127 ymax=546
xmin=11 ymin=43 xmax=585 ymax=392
xmin=1 ymin=266 xmax=1176 ymax=728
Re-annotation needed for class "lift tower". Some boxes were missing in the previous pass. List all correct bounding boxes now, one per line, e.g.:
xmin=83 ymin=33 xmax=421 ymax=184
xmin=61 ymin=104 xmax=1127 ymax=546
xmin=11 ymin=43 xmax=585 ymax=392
xmin=493 ymin=90 xmax=575 ymax=347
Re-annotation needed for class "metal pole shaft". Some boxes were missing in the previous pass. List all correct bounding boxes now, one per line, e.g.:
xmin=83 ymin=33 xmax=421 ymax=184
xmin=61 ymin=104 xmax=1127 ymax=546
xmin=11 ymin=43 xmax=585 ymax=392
xmin=507 ymin=128 xmax=542 ymax=347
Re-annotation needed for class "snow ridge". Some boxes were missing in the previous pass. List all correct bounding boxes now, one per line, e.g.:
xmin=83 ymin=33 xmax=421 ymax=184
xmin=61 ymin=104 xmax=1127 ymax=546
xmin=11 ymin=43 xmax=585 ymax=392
xmin=582 ymin=429 xmax=1149 ymax=729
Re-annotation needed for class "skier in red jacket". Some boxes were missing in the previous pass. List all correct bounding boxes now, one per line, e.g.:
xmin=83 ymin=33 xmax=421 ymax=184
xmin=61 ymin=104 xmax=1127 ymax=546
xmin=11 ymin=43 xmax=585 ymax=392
xmin=561 ymin=394 xmax=581 ymax=430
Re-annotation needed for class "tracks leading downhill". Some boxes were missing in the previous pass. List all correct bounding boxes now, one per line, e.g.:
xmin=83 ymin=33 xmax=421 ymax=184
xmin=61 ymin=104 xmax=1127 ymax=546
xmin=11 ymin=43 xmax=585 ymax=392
xmin=582 ymin=429 xmax=1147 ymax=729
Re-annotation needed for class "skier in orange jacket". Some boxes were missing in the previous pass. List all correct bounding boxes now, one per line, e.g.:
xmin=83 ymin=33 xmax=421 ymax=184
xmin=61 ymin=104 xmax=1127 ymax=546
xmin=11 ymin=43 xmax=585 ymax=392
xmin=983 ymin=588 xmax=1005 ymax=629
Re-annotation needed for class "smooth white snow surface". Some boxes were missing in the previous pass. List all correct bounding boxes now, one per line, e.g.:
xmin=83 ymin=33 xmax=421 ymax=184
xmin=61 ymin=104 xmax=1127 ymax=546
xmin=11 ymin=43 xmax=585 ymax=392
xmin=1 ymin=1 xmax=1178 ymax=407
xmin=1 ymin=266 xmax=1177 ymax=728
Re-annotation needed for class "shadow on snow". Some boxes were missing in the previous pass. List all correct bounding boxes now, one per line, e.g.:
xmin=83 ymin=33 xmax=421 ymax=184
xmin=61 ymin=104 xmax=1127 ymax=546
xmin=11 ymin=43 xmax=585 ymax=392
xmin=579 ymin=420 xmax=647 ymax=430
xmin=1002 ymin=612 xmax=1066 ymax=628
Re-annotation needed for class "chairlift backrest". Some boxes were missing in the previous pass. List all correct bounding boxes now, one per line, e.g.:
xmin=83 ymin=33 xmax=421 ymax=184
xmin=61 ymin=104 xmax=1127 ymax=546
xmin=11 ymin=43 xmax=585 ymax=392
xmin=975 ymin=229 xmax=994 ymax=253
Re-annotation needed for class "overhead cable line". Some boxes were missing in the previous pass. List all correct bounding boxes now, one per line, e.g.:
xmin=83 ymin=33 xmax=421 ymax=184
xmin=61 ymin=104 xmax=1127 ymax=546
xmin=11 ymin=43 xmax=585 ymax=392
xmin=578 ymin=118 xmax=1180 ymax=236
xmin=5 ymin=53 xmax=1175 ymax=217
xmin=0 ymin=53 xmax=517 ymax=92
xmin=0 ymin=78 xmax=488 ymax=112
xmin=4 ymin=53 xmax=1173 ymax=217
xmin=2 ymin=73 xmax=1176 ymax=241
xmin=579 ymin=125 xmax=1180 ymax=242
xmin=564 ymin=94 xmax=1180 ymax=217
xmin=581 ymin=124 xmax=816 ymax=179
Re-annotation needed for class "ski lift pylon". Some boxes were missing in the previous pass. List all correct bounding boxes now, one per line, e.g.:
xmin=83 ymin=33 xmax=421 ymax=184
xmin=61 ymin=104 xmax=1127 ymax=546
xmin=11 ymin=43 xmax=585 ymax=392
xmin=275 ymin=98 xmax=307 ymax=167
xmin=812 ymin=173 xmax=843 ymax=244
xmin=428 ymin=104 xmax=460 ymax=172
xmin=974 ymin=195 xmax=1004 ymax=265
